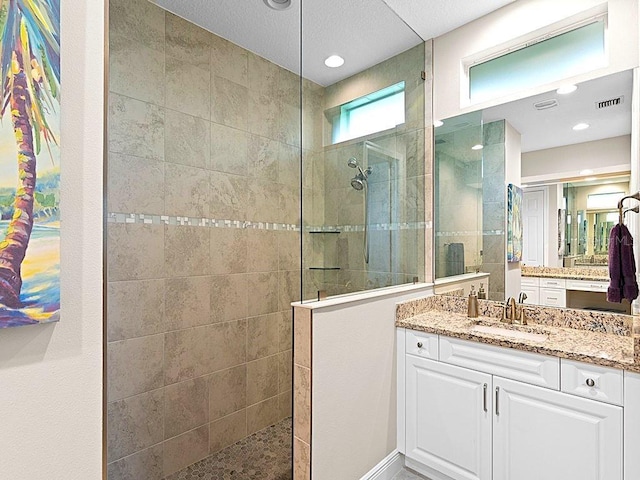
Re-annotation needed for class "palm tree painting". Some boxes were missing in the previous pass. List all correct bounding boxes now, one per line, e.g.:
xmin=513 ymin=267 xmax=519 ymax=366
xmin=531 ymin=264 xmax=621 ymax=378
xmin=0 ymin=0 xmax=60 ymax=328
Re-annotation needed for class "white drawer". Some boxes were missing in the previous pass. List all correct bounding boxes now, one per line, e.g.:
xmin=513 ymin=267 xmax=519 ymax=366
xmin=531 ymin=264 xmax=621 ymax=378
xmin=540 ymin=278 xmax=566 ymax=289
xmin=406 ymin=330 xmax=438 ymax=360
xmin=540 ymin=287 xmax=566 ymax=307
xmin=439 ymin=336 xmax=559 ymax=389
xmin=566 ymin=279 xmax=609 ymax=293
xmin=521 ymin=276 xmax=540 ymax=287
xmin=561 ymin=359 xmax=623 ymax=405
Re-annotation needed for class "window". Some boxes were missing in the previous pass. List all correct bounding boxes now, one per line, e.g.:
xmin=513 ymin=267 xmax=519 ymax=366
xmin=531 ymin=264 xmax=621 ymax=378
xmin=330 ymin=82 xmax=405 ymax=144
xmin=468 ymin=19 xmax=606 ymax=103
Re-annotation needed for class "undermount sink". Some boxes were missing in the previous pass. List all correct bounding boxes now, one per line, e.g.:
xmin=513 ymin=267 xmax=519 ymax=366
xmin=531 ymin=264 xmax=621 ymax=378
xmin=471 ymin=324 xmax=548 ymax=343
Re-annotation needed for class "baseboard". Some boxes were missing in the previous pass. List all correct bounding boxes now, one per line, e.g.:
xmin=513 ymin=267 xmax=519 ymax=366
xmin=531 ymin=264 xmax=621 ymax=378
xmin=360 ymin=450 xmax=405 ymax=480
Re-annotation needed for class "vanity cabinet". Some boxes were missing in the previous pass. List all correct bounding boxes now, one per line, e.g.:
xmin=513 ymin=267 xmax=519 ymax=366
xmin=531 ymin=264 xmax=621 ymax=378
xmin=406 ymin=356 xmax=491 ymax=480
xmin=402 ymin=332 xmax=624 ymax=480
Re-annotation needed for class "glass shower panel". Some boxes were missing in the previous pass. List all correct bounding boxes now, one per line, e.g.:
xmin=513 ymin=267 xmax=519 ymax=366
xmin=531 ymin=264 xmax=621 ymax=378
xmin=300 ymin=0 xmax=425 ymax=301
xmin=434 ymin=111 xmax=484 ymax=279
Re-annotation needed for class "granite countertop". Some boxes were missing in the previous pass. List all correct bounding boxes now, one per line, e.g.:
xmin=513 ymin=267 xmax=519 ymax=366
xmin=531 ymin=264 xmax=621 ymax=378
xmin=521 ymin=266 xmax=609 ymax=282
xmin=396 ymin=295 xmax=638 ymax=372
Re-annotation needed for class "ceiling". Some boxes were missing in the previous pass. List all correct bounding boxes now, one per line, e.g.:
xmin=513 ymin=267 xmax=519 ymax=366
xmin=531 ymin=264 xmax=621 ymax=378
xmin=150 ymin=0 xmax=514 ymax=86
xmin=483 ymin=70 xmax=632 ymax=153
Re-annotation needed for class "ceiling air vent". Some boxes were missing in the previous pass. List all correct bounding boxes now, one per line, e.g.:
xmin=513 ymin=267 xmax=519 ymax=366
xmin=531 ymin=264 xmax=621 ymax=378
xmin=596 ymin=96 xmax=624 ymax=109
xmin=533 ymin=99 xmax=559 ymax=110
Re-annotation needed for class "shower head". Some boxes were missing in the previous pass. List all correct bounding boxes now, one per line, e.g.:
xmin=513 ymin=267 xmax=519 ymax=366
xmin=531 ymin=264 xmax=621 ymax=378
xmin=347 ymin=157 xmax=359 ymax=169
xmin=351 ymin=177 xmax=365 ymax=191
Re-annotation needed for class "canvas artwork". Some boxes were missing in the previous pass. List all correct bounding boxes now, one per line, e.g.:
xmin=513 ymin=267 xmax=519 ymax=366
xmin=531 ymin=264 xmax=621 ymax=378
xmin=0 ymin=0 xmax=60 ymax=328
xmin=507 ymin=183 xmax=523 ymax=263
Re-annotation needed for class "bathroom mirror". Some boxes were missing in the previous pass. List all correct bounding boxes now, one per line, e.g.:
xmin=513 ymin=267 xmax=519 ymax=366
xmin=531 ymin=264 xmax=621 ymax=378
xmin=435 ymin=69 xmax=633 ymax=311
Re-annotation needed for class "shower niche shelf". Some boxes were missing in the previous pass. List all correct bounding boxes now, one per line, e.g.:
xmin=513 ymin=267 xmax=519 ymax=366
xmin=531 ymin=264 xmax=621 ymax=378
xmin=308 ymin=266 xmax=341 ymax=271
xmin=308 ymin=230 xmax=341 ymax=234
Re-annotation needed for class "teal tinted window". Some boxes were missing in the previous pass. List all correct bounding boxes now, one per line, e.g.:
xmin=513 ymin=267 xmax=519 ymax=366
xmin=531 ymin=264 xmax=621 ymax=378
xmin=469 ymin=20 xmax=606 ymax=102
xmin=331 ymin=82 xmax=405 ymax=144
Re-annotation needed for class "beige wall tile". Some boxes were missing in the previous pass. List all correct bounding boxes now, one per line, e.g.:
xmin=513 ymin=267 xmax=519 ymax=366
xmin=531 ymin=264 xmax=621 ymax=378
xmin=248 ymin=134 xmax=279 ymax=183
xmin=279 ymin=270 xmax=301 ymax=312
xmin=246 ymin=313 xmax=279 ymax=361
xmin=165 ymin=13 xmax=211 ymax=68
xmin=108 ymin=335 xmax=164 ymax=402
xmin=108 ymin=153 xmax=165 ymax=215
xmin=109 ymin=34 xmax=165 ymax=107
xmin=209 ymin=410 xmax=247 ymax=454
xmin=107 ymin=444 xmax=164 ymax=480
xmin=246 ymin=178 xmax=280 ymax=222
xmin=107 ymin=279 xmax=165 ymax=342
xmin=164 ymin=321 xmax=247 ymax=385
xmin=278 ymin=142 xmax=300 ymax=188
xmin=211 ymin=36 xmax=248 ymax=87
xmin=277 ymin=391 xmax=292 ymax=421
xmin=210 ymin=228 xmax=247 ymax=275
xmin=164 ymin=226 xmax=210 ymax=277
xmin=165 ymin=110 xmax=211 ymax=170
xmin=110 ymin=0 xmax=164 ymax=51
xmin=278 ymin=350 xmax=292 ymax=394
xmin=210 ymin=123 xmax=248 ymax=175
xmin=165 ymin=276 xmax=211 ymax=331
xmin=108 ymin=224 xmax=165 ymax=282
xmin=279 ymin=184 xmax=300 ymax=224
xmin=211 ymin=273 xmax=248 ymax=323
xmin=278 ymin=231 xmax=301 ymax=273
xmin=246 ymin=229 xmax=278 ymax=273
xmin=209 ymin=365 xmax=246 ymax=421
xmin=293 ymin=366 xmax=311 ymax=445
xmin=246 ymin=355 xmax=279 ymax=406
xmin=165 ymin=56 xmax=210 ymax=120
xmin=246 ymin=396 xmax=279 ymax=435
xmin=209 ymin=171 xmax=247 ymax=220
xmin=164 ymin=163 xmax=210 ymax=217
xmin=293 ymin=437 xmax=311 ymax=480
xmin=279 ymin=310 xmax=293 ymax=352
xmin=293 ymin=307 xmax=311 ymax=369
xmin=107 ymin=389 xmax=164 ymax=462
xmin=211 ymin=76 xmax=248 ymax=131
xmin=109 ymin=94 xmax=164 ymax=162
xmin=163 ymin=425 xmax=209 ymax=477
xmin=164 ymin=377 xmax=209 ymax=439
xmin=247 ymin=272 xmax=279 ymax=317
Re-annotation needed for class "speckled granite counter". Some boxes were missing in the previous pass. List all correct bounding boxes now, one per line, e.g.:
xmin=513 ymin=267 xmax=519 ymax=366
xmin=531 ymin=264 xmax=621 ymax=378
xmin=521 ymin=265 xmax=609 ymax=281
xmin=396 ymin=294 xmax=640 ymax=372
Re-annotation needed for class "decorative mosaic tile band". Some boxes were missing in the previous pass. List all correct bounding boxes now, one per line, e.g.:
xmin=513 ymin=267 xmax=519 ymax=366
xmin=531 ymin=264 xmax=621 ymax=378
xmin=435 ymin=230 xmax=505 ymax=237
xmin=107 ymin=212 xmax=299 ymax=231
xmin=107 ymin=213 xmax=432 ymax=233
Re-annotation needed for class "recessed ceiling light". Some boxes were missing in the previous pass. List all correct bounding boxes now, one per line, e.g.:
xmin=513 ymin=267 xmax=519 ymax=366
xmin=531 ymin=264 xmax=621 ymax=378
xmin=557 ymin=84 xmax=578 ymax=95
xmin=521 ymin=184 xmax=529 ymax=188
xmin=584 ymin=177 xmax=597 ymax=182
xmin=434 ymin=120 xmax=444 ymax=128
xmin=324 ymin=55 xmax=344 ymax=68
xmin=573 ymin=123 xmax=590 ymax=131
xmin=263 ymin=0 xmax=292 ymax=10
xmin=471 ymin=144 xmax=483 ymax=151
xmin=579 ymin=169 xmax=594 ymax=175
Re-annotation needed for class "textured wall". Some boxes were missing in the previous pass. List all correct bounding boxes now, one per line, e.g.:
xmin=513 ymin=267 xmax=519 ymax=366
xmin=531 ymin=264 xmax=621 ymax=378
xmin=106 ymin=0 xmax=312 ymax=476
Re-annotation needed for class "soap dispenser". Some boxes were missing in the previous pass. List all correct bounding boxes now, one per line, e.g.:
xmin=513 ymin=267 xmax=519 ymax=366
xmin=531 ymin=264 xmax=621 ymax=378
xmin=468 ymin=285 xmax=479 ymax=318
xmin=478 ymin=283 xmax=486 ymax=300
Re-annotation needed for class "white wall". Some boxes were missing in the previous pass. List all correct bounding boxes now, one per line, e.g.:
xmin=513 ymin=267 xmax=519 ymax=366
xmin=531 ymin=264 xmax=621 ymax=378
xmin=0 ymin=1 xmax=105 ymax=479
xmin=310 ymin=285 xmax=433 ymax=480
xmin=522 ymin=135 xmax=631 ymax=182
xmin=433 ymin=0 xmax=639 ymax=121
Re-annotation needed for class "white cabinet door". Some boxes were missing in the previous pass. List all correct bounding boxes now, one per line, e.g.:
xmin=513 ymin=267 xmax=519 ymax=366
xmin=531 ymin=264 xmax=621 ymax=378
xmin=406 ymin=355 xmax=492 ymax=480
xmin=523 ymin=190 xmax=545 ymax=266
xmin=493 ymin=377 xmax=622 ymax=480
xmin=520 ymin=285 xmax=539 ymax=305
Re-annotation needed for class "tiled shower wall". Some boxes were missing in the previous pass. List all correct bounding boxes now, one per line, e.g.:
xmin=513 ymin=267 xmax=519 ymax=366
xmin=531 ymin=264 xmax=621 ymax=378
xmin=106 ymin=0 xmax=317 ymax=477
xmin=303 ymin=44 xmax=429 ymax=298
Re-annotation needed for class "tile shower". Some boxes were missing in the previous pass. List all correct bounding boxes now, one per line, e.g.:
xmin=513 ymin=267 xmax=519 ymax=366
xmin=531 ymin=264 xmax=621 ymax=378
xmin=106 ymin=0 xmax=311 ymax=476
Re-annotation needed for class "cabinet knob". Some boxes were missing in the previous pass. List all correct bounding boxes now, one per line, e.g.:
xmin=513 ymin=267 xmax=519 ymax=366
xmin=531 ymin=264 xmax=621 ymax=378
xmin=417 ymin=342 xmax=423 ymax=348
xmin=586 ymin=378 xmax=596 ymax=387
